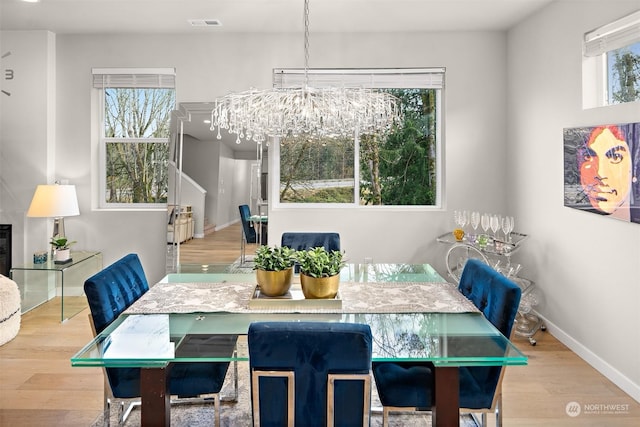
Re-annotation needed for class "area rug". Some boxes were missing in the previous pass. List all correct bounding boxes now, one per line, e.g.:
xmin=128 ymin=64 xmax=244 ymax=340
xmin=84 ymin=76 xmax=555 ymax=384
xmin=91 ymin=338 xmax=478 ymax=427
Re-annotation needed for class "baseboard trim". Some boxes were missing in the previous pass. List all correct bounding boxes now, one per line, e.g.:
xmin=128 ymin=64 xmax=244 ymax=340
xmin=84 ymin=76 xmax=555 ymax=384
xmin=215 ymin=220 xmax=238 ymax=232
xmin=535 ymin=311 xmax=640 ymax=403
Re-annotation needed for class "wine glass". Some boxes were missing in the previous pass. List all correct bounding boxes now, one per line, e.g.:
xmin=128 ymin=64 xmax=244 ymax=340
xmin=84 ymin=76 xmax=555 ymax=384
xmin=453 ymin=210 xmax=462 ymax=229
xmin=454 ymin=210 xmax=468 ymax=228
xmin=481 ymin=213 xmax=490 ymax=234
xmin=501 ymin=216 xmax=512 ymax=241
xmin=460 ymin=210 xmax=469 ymax=230
xmin=469 ymin=211 xmax=480 ymax=243
xmin=471 ymin=211 xmax=480 ymax=232
xmin=490 ymin=214 xmax=500 ymax=240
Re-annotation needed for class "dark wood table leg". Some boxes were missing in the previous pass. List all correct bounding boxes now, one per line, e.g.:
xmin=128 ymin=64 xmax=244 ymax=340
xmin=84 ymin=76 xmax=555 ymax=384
xmin=140 ymin=366 xmax=171 ymax=426
xmin=432 ymin=366 xmax=460 ymax=427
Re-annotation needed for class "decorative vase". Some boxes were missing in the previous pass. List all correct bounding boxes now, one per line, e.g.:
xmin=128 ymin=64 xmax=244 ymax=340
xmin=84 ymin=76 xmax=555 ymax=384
xmin=256 ymin=268 xmax=293 ymax=297
xmin=300 ymin=273 xmax=340 ymax=299
xmin=54 ymin=248 xmax=71 ymax=263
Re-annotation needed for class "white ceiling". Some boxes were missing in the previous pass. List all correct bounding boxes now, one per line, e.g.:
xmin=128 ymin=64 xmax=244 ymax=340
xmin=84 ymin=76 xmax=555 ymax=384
xmin=1 ymin=0 xmax=556 ymax=34
xmin=1 ymin=0 xmax=557 ymax=151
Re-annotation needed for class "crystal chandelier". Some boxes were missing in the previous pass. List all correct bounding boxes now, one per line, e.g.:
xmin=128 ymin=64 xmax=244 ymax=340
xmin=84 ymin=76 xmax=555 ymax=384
xmin=211 ymin=0 xmax=401 ymax=144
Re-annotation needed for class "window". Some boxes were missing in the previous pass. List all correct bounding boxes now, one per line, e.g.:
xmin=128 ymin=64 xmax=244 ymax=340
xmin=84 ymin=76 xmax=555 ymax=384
xmin=607 ymin=41 xmax=640 ymax=104
xmin=93 ymin=68 xmax=175 ymax=208
xmin=583 ymin=10 xmax=640 ymax=108
xmin=273 ymin=68 xmax=444 ymax=208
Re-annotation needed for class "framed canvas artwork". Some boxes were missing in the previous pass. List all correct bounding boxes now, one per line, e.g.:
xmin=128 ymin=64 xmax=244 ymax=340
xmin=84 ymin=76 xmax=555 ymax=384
xmin=563 ymin=122 xmax=640 ymax=224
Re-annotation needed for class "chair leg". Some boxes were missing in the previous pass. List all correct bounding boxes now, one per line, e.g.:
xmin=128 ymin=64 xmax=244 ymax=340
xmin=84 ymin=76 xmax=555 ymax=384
xmin=495 ymin=393 xmax=503 ymax=427
xmin=382 ymin=407 xmax=390 ymax=427
xmin=214 ymin=393 xmax=221 ymax=427
xmin=240 ymin=229 xmax=246 ymax=264
xmin=103 ymin=397 xmax=110 ymax=427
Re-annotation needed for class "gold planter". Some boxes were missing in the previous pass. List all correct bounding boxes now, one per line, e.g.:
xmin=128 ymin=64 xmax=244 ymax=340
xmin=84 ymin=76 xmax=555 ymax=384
xmin=256 ymin=268 xmax=293 ymax=297
xmin=300 ymin=273 xmax=340 ymax=299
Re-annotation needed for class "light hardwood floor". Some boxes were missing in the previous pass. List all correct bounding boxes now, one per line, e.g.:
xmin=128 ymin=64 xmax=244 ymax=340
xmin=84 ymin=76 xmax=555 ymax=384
xmin=1 ymin=223 xmax=639 ymax=426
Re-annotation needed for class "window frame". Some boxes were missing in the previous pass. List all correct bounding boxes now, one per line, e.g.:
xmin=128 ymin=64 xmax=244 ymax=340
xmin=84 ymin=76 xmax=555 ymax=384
xmin=92 ymin=68 xmax=176 ymax=210
xmin=270 ymin=68 xmax=445 ymax=210
xmin=582 ymin=10 xmax=640 ymax=109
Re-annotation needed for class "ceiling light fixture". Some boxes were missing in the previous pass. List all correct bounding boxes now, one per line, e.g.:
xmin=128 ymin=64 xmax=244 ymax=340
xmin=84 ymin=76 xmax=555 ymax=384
xmin=211 ymin=0 xmax=401 ymax=144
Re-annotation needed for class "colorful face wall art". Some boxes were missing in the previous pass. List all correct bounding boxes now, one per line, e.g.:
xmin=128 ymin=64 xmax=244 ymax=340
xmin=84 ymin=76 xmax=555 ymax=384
xmin=564 ymin=123 xmax=640 ymax=224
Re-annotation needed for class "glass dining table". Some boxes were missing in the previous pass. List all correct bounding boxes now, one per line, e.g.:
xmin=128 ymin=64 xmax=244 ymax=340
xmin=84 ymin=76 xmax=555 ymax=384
xmin=71 ymin=263 xmax=527 ymax=427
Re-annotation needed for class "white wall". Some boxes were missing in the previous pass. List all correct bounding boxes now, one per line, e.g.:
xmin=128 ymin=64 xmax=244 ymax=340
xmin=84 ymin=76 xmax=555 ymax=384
xmin=0 ymin=31 xmax=56 ymax=264
xmin=29 ymin=30 xmax=507 ymax=284
xmin=182 ymin=134 xmax=218 ymax=232
xmin=267 ymin=31 xmax=508 ymax=268
xmin=508 ymin=0 xmax=640 ymax=401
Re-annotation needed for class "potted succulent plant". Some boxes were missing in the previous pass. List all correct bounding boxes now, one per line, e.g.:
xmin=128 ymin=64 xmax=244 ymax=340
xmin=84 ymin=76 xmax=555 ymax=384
xmin=295 ymin=247 xmax=346 ymax=299
xmin=50 ymin=236 xmax=76 ymax=263
xmin=253 ymin=245 xmax=296 ymax=297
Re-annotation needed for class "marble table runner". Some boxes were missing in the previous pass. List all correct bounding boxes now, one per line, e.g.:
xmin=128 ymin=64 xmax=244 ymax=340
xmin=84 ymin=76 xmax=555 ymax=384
xmin=124 ymin=281 xmax=479 ymax=314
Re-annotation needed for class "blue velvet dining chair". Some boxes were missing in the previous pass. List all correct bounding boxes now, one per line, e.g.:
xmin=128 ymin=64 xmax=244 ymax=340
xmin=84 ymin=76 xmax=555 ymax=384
xmin=372 ymin=258 xmax=522 ymax=427
xmin=248 ymin=321 xmax=373 ymax=427
xmin=239 ymin=204 xmax=268 ymax=264
xmin=84 ymin=253 xmax=232 ymax=427
xmin=281 ymin=232 xmax=341 ymax=272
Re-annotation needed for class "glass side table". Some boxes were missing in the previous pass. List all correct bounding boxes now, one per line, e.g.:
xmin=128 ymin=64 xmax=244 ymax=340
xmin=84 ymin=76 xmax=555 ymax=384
xmin=10 ymin=250 xmax=102 ymax=322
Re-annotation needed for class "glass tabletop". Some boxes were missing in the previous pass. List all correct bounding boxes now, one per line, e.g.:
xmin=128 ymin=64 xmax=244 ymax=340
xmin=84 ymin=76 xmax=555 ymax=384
xmin=71 ymin=311 xmax=527 ymax=368
xmin=11 ymin=250 xmax=101 ymax=271
xmin=166 ymin=263 xmax=447 ymax=283
xmin=72 ymin=263 xmax=526 ymax=370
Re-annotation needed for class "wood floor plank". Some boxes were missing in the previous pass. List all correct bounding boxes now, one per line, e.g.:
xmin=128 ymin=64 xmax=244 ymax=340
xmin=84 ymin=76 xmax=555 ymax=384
xmin=1 ymin=222 xmax=639 ymax=425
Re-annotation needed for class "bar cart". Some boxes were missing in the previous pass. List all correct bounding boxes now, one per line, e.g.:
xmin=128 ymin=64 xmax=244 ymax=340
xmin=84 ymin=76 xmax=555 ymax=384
xmin=436 ymin=231 xmax=544 ymax=345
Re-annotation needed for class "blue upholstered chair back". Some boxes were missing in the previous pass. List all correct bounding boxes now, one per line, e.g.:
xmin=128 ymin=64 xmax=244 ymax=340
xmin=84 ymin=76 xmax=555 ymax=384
xmin=457 ymin=258 xmax=522 ymax=409
xmin=84 ymin=253 xmax=230 ymax=400
xmin=458 ymin=259 xmax=521 ymax=338
xmin=239 ymin=204 xmax=257 ymax=243
xmin=84 ymin=253 xmax=149 ymax=334
xmin=281 ymin=232 xmax=340 ymax=272
xmin=249 ymin=321 xmax=372 ymax=427
xmin=281 ymin=232 xmax=340 ymax=252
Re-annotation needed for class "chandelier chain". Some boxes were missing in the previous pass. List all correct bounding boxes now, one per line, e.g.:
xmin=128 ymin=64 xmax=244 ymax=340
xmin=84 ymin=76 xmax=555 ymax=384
xmin=304 ymin=0 xmax=310 ymax=87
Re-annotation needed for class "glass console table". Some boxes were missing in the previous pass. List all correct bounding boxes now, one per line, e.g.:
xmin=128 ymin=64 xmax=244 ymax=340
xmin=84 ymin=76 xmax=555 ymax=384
xmin=11 ymin=250 xmax=102 ymax=321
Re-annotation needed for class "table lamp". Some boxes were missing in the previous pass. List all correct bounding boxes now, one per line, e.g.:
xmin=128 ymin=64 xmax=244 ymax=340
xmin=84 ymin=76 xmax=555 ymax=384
xmin=27 ymin=184 xmax=80 ymax=241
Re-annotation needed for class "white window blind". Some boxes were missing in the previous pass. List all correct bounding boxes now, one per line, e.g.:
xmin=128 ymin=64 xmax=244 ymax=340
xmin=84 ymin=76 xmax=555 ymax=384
xmin=584 ymin=10 xmax=640 ymax=57
xmin=273 ymin=68 xmax=445 ymax=89
xmin=92 ymin=68 xmax=176 ymax=88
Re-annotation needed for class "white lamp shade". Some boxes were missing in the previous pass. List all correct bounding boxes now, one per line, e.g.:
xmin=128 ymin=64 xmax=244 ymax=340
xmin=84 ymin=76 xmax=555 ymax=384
xmin=27 ymin=184 xmax=80 ymax=218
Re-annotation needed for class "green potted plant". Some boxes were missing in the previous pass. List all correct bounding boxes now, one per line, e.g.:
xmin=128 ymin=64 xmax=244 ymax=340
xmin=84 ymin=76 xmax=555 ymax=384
xmin=295 ymin=247 xmax=346 ymax=299
xmin=253 ymin=245 xmax=296 ymax=297
xmin=50 ymin=236 xmax=76 ymax=263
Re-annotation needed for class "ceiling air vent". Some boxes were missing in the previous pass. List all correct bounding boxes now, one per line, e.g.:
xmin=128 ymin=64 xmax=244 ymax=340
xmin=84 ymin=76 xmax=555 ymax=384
xmin=188 ymin=19 xmax=222 ymax=27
